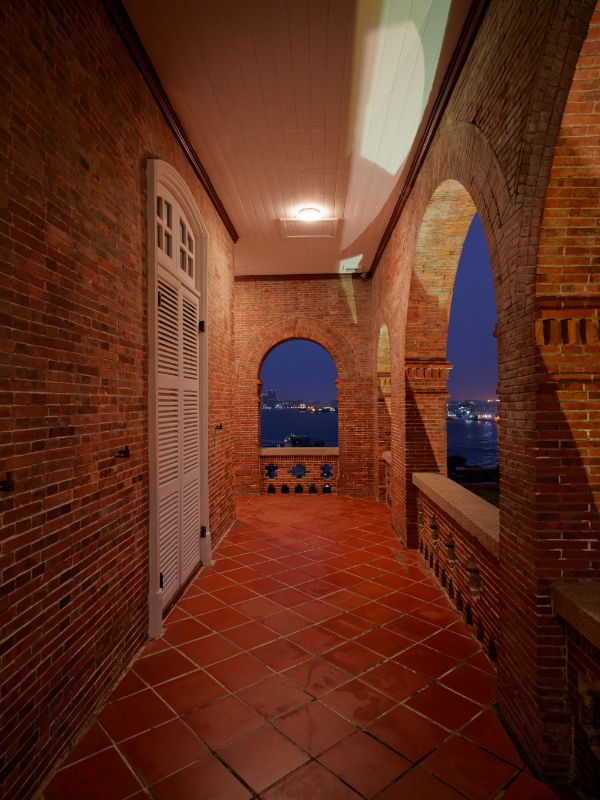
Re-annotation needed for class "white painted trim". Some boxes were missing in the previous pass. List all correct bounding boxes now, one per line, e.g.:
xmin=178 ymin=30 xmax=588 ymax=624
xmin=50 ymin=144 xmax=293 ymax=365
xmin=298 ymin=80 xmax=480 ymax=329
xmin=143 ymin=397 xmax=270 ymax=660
xmin=147 ymin=159 xmax=210 ymax=638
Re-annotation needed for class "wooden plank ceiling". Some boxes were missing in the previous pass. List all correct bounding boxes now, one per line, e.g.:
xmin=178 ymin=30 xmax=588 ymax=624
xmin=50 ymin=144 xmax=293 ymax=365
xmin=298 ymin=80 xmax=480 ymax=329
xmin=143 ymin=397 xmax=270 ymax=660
xmin=124 ymin=0 xmax=468 ymax=276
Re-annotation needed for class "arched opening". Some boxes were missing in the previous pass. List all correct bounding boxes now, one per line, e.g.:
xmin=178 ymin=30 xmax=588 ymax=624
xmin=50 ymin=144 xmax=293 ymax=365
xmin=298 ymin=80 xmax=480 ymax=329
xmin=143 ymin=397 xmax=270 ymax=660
xmin=259 ymin=339 xmax=338 ymax=448
xmin=446 ymin=214 xmax=499 ymax=505
xmin=402 ymin=179 xmax=502 ymax=544
xmin=377 ymin=324 xmax=392 ymax=504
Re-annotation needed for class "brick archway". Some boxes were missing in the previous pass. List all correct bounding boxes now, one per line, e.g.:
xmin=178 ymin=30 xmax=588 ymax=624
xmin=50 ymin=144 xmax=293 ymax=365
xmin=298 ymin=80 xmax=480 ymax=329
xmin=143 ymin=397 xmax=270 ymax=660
xmin=234 ymin=316 xmax=374 ymax=496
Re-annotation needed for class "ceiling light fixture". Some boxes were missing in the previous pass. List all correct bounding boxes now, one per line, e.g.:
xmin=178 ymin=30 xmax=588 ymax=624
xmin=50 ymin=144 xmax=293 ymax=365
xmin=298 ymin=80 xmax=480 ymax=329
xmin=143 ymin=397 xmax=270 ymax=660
xmin=296 ymin=207 xmax=322 ymax=221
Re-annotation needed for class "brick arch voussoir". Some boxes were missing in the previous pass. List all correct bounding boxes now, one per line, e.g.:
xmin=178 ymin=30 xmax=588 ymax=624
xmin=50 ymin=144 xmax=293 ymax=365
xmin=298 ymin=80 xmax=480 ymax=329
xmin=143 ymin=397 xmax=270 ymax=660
xmin=237 ymin=316 xmax=360 ymax=383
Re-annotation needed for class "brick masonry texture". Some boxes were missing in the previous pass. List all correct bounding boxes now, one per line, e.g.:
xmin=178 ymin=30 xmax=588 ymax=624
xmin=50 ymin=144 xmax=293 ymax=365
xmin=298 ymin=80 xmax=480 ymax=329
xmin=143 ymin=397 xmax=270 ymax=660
xmin=233 ymin=277 xmax=374 ymax=497
xmin=1 ymin=0 xmax=600 ymax=795
xmin=0 ymin=1 xmax=235 ymax=797
xmin=370 ymin=0 xmax=599 ymax=783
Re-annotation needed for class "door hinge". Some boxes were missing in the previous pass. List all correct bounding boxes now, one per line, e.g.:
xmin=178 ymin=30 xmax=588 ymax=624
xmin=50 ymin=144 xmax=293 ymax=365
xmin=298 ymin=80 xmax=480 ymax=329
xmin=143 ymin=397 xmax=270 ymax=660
xmin=157 ymin=290 xmax=162 ymax=307
xmin=159 ymin=571 xmax=164 ymax=589
xmin=199 ymin=320 xmax=205 ymax=333
xmin=200 ymin=526 xmax=207 ymax=539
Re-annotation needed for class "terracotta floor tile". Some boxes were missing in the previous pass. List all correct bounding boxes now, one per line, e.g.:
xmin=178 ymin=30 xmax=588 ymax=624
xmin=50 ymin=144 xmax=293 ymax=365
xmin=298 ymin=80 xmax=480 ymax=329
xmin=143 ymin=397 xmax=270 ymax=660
xmin=441 ymin=663 xmax=497 ymax=705
xmin=177 ymin=633 xmax=241 ymax=666
xmin=362 ymin=662 xmax=428 ymax=702
xmin=218 ymin=726 xmax=308 ymax=793
xmin=375 ymin=573 xmax=418 ymax=591
xmin=393 ymin=642 xmax=459 ymax=678
xmin=367 ymin=704 xmax=448 ymax=761
xmin=138 ymin=637 xmax=172 ymax=658
xmin=268 ymin=587 xmax=314 ymax=607
xmin=118 ymin=719 xmax=208 ymax=786
xmin=351 ymin=581 xmax=393 ymax=600
xmin=499 ymin=772 xmax=561 ymax=799
xmin=206 ymin=652 xmax=273 ymax=691
xmin=301 ymin=578 xmax=337 ymax=597
xmin=44 ymin=747 xmax=142 ymax=800
xmin=410 ymin=602 xmax=461 ymax=628
xmin=327 ymin=589 xmax=369 ymax=611
xmin=274 ymin=569 xmax=314 ymax=587
xmin=275 ymin=700 xmax=357 ymax=755
xmin=324 ymin=571 xmax=362 ymax=589
xmin=61 ymin=723 xmax=112 ymax=766
xmin=285 ymin=656 xmax=351 ymax=696
xmin=262 ymin=761 xmax=362 ymax=799
xmin=353 ymin=602 xmax=400 ymax=625
xmin=406 ymin=683 xmax=482 ymax=730
xmin=197 ymin=573 xmax=236 ymax=592
xmin=222 ymin=620 xmax=278 ymax=648
xmin=179 ymin=594 xmax=226 ymax=616
xmin=465 ymin=650 xmax=496 ymax=675
xmin=322 ymin=679 xmax=396 ymax=725
xmin=133 ymin=648 xmax=195 ymax=686
xmin=185 ymin=694 xmax=265 ymax=749
xmin=211 ymin=585 xmax=258 ymax=604
xmin=163 ymin=617 xmax=212 ymax=646
xmin=323 ymin=641 xmax=382 ymax=673
xmin=235 ymin=595 xmax=284 ymax=619
xmin=245 ymin=576 xmax=287 ymax=594
xmin=154 ymin=669 xmax=226 ymax=714
xmin=109 ymin=671 xmax=146 ymax=702
xmin=400 ymin=583 xmax=445 ymax=602
xmin=384 ymin=614 xmax=440 ymax=642
xmin=265 ymin=609 xmax=311 ymax=635
xmin=356 ymin=628 xmax=412 ymax=658
xmin=251 ymin=638 xmax=311 ymax=670
xmin=296 ymin=599 xmax=339 ymax=623
xmin=426 ymin=629 xmax=481 ymax=659
xmin=461 ymin=708 xmax=523 ymax=767
xmin=374 ymin=765 xmax=465 ymax=799
xmin=237 ymin=673 xmax=310 ymax=718
xmin=99 ymin=688 xmax=175 ymax=741
xmin=200 ymin=607 xmax=250 ymax=632
xmin=288 ymin=624 xmax=345 ymax=654
xmin=322 ymin=613 xmax=372 ymax=639
xmin=349 ymin=564 xmax=387 ymax=579
xmin=379 ymin=591 xmax=423 ymax=613
xmin=319 ymin=731 xmax=410 ymax=798
xmin=423 ymin=736 xmax=517 ymax=799
xmin=227 ymin=566 xmax=262 ymax=583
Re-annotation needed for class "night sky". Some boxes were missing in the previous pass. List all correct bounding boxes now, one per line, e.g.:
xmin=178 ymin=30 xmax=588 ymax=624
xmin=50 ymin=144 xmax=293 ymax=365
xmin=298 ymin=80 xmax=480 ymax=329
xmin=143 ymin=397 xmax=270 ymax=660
xmin=446 ymin=213 xmax=498 ymax=400
xmin=260 ymin=213 xmax=498 ymax=402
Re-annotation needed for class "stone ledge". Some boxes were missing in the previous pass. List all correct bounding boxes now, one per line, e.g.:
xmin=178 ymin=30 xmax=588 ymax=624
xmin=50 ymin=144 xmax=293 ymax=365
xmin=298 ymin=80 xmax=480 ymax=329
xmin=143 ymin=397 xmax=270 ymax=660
xmin=260 ymin=447 xmax=339 ymax=457
xmin=552 ymin=581 xmax=600 ymax=652
xmin=413 ymin=472 xmax=499 ymax=559
xmin=382 ymin=450 xmax=391 ymax=465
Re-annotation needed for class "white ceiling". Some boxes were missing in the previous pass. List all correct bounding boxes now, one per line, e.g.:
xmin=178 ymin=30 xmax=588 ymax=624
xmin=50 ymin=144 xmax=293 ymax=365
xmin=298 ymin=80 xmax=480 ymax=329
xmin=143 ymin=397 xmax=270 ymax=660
xmin=125 ymin=0 xmax=469 ymax=275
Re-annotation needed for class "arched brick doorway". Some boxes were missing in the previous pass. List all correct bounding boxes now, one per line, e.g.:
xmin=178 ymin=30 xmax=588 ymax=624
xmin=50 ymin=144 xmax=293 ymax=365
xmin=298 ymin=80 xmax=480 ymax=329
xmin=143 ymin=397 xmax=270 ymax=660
xmin=234 ymin=317 xmax=374 ymax=496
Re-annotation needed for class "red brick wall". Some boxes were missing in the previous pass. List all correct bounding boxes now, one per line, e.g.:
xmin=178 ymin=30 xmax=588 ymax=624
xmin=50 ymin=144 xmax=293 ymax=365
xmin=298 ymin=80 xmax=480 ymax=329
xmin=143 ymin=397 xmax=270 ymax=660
xmin=233 ymin=277 xmax=375 ymax=497
xmin=370 ymin=0 xmax=598 ymax=782
xmin=0 ymin=1 xmax=235 ymax=797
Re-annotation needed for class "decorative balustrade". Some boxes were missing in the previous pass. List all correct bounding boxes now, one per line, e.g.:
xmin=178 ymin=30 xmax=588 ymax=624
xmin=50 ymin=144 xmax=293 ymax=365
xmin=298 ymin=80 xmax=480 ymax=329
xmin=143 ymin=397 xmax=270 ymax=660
xmin=382 ymin=450 xmax=392 ymax=508
xmin=260 ymin=447 xmax=339 ymax=495
xmin=413 ymin=472 xmax=499 ymax=661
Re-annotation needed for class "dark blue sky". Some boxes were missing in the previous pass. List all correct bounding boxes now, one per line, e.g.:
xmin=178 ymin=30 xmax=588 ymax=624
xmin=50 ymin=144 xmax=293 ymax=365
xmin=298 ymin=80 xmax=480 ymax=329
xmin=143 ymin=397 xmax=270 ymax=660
xmin=260 ymin=340 xmax=337 ymax=404
xmin=260 ymin=213 xmax=498 ymax=402
xmin=447 ymin=213 xmax=498 ymax=400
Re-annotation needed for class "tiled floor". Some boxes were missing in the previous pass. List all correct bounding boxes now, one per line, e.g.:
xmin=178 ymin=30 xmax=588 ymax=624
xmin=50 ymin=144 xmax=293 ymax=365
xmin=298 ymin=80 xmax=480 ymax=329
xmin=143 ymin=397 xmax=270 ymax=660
xmin=42 ymin=496 xmax=559 ymax=799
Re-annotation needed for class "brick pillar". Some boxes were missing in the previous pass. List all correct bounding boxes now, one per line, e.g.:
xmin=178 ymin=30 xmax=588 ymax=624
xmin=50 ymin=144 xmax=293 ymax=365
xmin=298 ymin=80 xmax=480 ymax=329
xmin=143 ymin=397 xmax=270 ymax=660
xmin=403 ymin=358 xmax=452 ymax=547
xmin=377 ymin=371 xmax=391 ymax=502
xmin=499 ymin=302 xmax=600 ymax=783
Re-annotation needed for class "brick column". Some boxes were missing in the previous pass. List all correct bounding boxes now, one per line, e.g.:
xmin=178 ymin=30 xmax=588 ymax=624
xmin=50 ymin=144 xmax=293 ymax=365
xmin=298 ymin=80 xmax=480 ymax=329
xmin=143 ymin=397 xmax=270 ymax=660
xmin=403 ymin=358 xmax=452 ymax=547
xmin=499 ymin=301 xmax=600 ymax=782
xmin=377 ymin=371 xmax=392 ymax=502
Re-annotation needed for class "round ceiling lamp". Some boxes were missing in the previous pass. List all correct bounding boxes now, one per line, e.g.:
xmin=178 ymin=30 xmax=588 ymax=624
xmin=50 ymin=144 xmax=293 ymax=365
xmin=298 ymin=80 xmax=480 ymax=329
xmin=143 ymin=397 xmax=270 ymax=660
xmin=296 ymin=207 xmax=322 ymax=221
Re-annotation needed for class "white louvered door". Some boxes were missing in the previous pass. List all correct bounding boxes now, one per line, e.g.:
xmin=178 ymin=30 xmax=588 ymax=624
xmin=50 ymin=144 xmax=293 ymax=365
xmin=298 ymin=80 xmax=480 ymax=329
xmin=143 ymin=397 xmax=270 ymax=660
xmin=156 ymin=264 xmax=201 ymax=608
